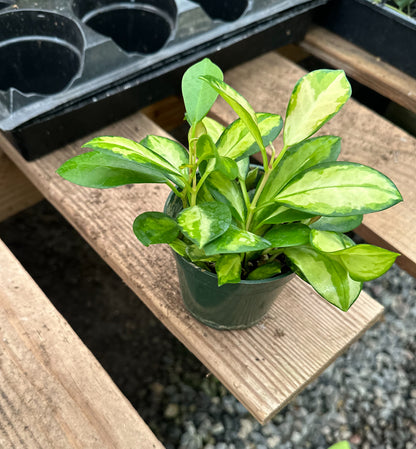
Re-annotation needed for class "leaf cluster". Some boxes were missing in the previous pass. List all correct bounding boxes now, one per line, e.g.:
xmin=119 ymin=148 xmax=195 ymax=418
xmin=57 ymin=58 xmax=402 ymax=312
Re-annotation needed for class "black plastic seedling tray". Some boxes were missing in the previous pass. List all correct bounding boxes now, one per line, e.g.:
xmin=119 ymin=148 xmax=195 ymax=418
xmin=1 ymin=0 xmax=327 ymax=160
xmin=318 ymin=0 xmax=416 ymax=78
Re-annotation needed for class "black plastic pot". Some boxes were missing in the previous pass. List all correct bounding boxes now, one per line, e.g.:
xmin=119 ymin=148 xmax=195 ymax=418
xmin=0 ymin=0 xmax=328 ymax=160
xmin=164 ymin=192 xmax=294 ymax=330
xmin=173 ymin=253 xmax=294 ymax=330
xmin=318 ymin=0 xmax=416 ymax=78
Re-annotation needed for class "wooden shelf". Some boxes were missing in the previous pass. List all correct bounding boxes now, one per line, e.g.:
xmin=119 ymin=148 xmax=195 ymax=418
xmin=0 ymin=90 xmax=384 ymax=423
xmin=0 ymin=239 xmax=164 ymax=449
xmin=300 ymin=26 xmax=416 ymax=115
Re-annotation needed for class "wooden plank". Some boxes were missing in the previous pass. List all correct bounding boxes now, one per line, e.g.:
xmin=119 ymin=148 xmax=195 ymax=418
xmin=210 ymin=51 xmax=416 ymax=278
xmin=0 ymin=150 xmax=43 ymax=222
xmin=141 ymin=95 xmax=185 ymax=131
xmin=0 ymin=239 xmax=164 ymax=449
xmin=300 ymin=26 xmax=416 ymax=114
xmin=0 ymin=109 xmax=384 ymax=423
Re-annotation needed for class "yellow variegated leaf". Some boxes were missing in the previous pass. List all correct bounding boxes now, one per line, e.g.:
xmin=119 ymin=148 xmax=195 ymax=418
xmin=284 ymin=70 xmax=351 ymax=146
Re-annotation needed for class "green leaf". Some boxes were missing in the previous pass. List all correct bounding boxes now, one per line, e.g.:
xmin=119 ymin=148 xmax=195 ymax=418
xmin=196 ymin=134 xmax=216 ymax=161
xmin=245 ymin=166 xmax=260 ymax=190
xmin=213 ymin=156 xmax=239 ymax=180
xmin=57 ymin=150 xmax=169 ymax=188
xmin=140 ymin=135 xmax=189 ymax=176
xmin=133 ymin=212 xmax=180 ymax=246
xmin=331 ymin=244 xmax=400 ymax=281
xmin=247 ymin=261 xmax=282 ymax=280
xmin=328 ymin=442 xmax=351 ymax=449
xmin=206 ymin=171 xmax=246 ymax=223
xmin=284 ymin=246 xmax=362 ymax=311
xmin=80 ymin=135 xmax=186 ymax=187
xmin=202 ymin=117 xmax=225 ymax=143
xmin=310 ymin=229 xmax=355 ymax=252
xmin=264 ymin=223 xmax=310 ymax=248
xmin=310 ymin=215 xmax=363 ymax=232
xmin=216 ymin=254 xmax=242 ymax=285
xmin=186 ymin=245 xmax=220 ymax=262
xmin=198 ymin=135 xmax=238 ymax=179
xmin=169 ymin=239 xmax=188 ymax=257
xmin=204 ymin=225 xmax=271 ymax=256
xmin=182 ymin=58 xmax=223 ymax=125
xmin=216 ymin=113 xmax=283 ymax=161
xmin=275 ymin=162 xmax=403 ymax=216
xmin=252 ymin=204 xmax=315 ymax=232
xmin=284 ymin=69 xmax=351 ymax=146
xmin=259 ymin=136 xmax=341 ymax=206
xmin=200 ymin=75 xmax=265 ymax=153
xmin=177 ymin=202 xmax=232 ymax=248
xmin=237 ymin=158 xmax=250 ymax=181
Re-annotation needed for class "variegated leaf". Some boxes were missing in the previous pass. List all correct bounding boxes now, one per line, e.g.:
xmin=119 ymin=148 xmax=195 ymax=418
xmin=330 ymin=244 xmax=400 ymax=281
xmin=284 ymin=70 xmax=351 ymax=146
xmin=57 ymin=150 xmax=169 ymax=188
xmin=200 ymin=75 xmax=265 ymax=152
xmin=216 ymin=113 xmax=283 ymax=161
xmin=216 ymin=254 xmax=242 ymax=285
xmin=310 ymin=215 xmax=363 ymax=233
xmin=284 ymin=246 xmax=362 ymax=311
xmin=310 ymin=229 xmax=355 ymax=252
xmin=204 ymin=225 xmax=271 ymax=256
xmin=140 ymin=135 xmax=188 ymax=176
xmin=202 ymin=116 xmax=225 ymax=143
xmin=259 ymin=136 xmax=341 ymax=206
xmin=177 ymin=202 xmax=232 ymax=248
xmin=275 ymin=162 xmax=403 ymax=216
xmin=81 ymin=136 xmax=186 ymax=187
xmin=206 ymin=171 xmax=246 ymax=223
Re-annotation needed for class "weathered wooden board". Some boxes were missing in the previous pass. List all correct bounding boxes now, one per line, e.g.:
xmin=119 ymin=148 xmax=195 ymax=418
xmin=0 ymin=150 xmax=43 ymax=222
xmin=0 ymin=239 xmax=164 ymax=449
xmin=141 ymin=95 xmax=185 ymax=131
xmin=0 ymin=104 xmax=383 ymax=423
xmin=300 ymin=26 xmax=416 ymax=114
xmin=210 ymin=51 xmax=416 ymax=277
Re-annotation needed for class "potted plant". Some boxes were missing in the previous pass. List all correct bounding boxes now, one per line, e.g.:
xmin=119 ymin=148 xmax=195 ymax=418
xmin=318 ymin=0 xmax=416 ymax=78
xmin=57 ymin=58 xmax=402 ymax=330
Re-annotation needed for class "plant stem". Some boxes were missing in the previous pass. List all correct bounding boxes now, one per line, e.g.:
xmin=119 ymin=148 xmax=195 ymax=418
xmin=239 ymin=178 xmax=251 ymax=211
xmin=166 ymin=181 xmax=182 ymax=198
xmin=272 ymin=144 xmax=288 ymax=168
xmin=188 ymin=125 xmax=198 ymax=206
xmin=245 ymin=169 xmax=272 ymax=231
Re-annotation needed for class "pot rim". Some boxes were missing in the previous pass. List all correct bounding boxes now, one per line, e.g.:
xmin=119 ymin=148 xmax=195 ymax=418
xmin=175 ymin=251 xmax=294 ymax=285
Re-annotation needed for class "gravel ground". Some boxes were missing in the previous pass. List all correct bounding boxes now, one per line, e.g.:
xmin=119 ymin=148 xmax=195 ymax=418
xmin=0 ymin=200 xmax=415 ymax=449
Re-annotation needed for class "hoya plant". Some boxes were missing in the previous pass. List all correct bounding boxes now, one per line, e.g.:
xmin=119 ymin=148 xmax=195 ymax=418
xmin=57 ymin=59 xmax=402 ymax=312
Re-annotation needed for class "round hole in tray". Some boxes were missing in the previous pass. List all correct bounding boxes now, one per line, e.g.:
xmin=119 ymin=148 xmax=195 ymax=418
xmin=72 ymin=0 xmax=177 ymax=54
xmin=0 ymin=10 xmax=85 ymax=95
xmin=191 ymin=0 xmax=248 ymax=22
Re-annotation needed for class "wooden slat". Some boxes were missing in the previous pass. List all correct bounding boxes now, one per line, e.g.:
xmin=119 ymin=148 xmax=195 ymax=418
xmin=0 ymin=239 xmax=164 ymax=449
xmin=0 ymin=108 xmax=383 ymax=423
xmin=0 ymin=150 xmax=43 ymax=222
xmin=300 ymin=26 xmax=416 ymax=114
xmin=210 ymin=51 xmax=416 ymax=277
xmin=141 ymin=95 xmax=185 ymax=131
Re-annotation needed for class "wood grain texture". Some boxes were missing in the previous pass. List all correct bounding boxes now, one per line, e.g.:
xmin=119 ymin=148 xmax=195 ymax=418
xmin=300 ymin=26 xmax=416 ymax=114
xmin=0 ymin=239 xmax=164 ymax=449
xmin=0 ymin=150 xmax=43 ymax=222
xmin=210 ymin=51 xmax=416 ymax=277
xmin=141 ymin=95 xmax=185 ymax=131
xmin=0 ymin=107 xmax=383 ymax=423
